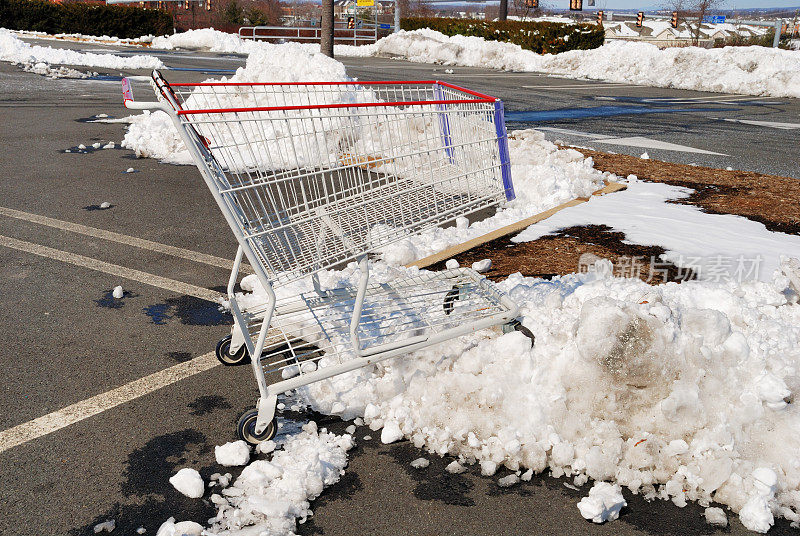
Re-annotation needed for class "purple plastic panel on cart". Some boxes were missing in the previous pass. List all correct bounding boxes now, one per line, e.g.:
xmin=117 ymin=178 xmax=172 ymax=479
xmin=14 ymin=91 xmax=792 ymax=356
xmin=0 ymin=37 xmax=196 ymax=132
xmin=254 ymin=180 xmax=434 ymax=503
xmin=433 ymin=83 xmax=455 ymax=163
xmin=493 ymin=100 xmax=515 ymax=201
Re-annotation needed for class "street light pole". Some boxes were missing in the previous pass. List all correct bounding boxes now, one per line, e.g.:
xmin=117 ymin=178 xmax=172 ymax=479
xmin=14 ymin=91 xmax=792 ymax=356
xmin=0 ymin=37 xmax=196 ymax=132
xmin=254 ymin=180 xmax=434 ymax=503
xmin=394 ymin=0 xmax=400 ymax=33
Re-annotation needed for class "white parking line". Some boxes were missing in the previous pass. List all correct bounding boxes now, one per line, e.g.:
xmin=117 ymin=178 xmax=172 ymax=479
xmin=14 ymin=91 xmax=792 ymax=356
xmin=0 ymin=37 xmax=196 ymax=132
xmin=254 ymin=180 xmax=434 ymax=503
xmin=0 ymin=352 xmax=219 ymax=454
xmin=522 ymin=83 xmax=637 ymax=90
xmin=0 ymin=205 xmax=251 ymax=273
xmin=0 ymin=234 xmax=223 ymax=302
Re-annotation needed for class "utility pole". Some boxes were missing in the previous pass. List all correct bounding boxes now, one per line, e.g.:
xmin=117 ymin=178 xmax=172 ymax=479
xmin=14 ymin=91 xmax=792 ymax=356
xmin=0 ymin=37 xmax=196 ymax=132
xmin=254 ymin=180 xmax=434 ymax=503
xmin=394 ymin=0 xmax=400 ymax=33
xmin=499 ymin=0 xmax=507 ymax=21
xmin=321 ymin=0 xmax=334 ymax=58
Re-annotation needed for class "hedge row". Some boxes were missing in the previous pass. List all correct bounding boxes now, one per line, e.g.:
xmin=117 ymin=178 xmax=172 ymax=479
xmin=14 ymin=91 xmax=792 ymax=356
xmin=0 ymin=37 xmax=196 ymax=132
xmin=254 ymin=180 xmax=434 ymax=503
xmin=401 ymin=17 xmax=604 ymax=54
xmin=0 ymin=0 xmax=173 ymax=39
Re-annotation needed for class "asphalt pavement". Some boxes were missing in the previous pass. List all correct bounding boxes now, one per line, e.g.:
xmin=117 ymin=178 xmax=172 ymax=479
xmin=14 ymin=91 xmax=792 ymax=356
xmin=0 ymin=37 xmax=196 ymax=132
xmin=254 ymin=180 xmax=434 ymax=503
xmin=0 ymin=39 xmax=798 ymax=536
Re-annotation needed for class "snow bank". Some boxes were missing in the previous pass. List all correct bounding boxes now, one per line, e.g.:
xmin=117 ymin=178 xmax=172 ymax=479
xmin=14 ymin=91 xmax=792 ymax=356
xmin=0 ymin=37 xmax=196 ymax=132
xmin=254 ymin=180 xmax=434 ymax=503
xmin=223 ymin=257 xmax=800 ymax=531
xmin=151 ymin=28 xmax=254 ymax=53
xmin=0 ymin=28 xmax=162 ymax=70
xmin=207 ymin=422 xmax=353 ymax=535
xmin=514 ymin=177 xmax=800 ymax=282
xmin=342 ymin=29 xmax=800 ymax=98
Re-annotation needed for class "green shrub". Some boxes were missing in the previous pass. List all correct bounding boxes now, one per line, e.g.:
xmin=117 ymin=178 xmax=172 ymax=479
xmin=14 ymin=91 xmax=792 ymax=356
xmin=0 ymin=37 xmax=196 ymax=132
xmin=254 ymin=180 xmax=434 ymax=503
xmin=400 ymin=17 xmax=604 ymax=54
xmin=0 ymin=0 xmax=173 ymax=38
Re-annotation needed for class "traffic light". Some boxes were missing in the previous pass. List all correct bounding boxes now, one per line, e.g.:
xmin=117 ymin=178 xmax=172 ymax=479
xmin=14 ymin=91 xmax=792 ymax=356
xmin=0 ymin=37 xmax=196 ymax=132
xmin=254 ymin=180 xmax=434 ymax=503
xmin=636 ymin=11 xmax=644 ymax=27
xmin=569 ymin=0 xmax=582 ymax=11
xmin=597 ymin=10 xmax=603 ymax=25
xmin=524 ymin=0 xmax=538 ymax=8
xmin=347 ymin=16 xmax=355 ymax=29
xmin=671 ymin=11 xmax=678 ymax=28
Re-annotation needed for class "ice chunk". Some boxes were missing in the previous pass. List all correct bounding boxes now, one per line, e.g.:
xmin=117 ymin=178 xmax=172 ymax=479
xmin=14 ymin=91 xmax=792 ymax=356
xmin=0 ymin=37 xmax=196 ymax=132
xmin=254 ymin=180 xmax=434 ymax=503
xmin=446 ymin=461 xmax=466 ymax=474
xmin=112 ymin=285 xmax=124 ymax=299
xmin=445 ymin=259 xmax=459 ymax=270
xmin=155 ymin=518 xmax=203 ymax=536
xmin=410 ymin=457 xmax=429 ymax=468
xmin=640 ymin=152 xmax=650 ymax=160
xmin=78 ymin=144 xmax=86 ymax=149
xmin=256 ymin=440 xmax=276 ymax=455
xmin=345 ymin=425 xmax=356 ymax=435
xmin=577 ymin=482 xmax=626 ymax=523
xmin=126 ymin=167 xmax=135 ymax=173
xmin=92 ymin=142 xmax=102 ymax=149
xmin=704 ymin=507 xmax=727 ymax=527
xmin=739 ymin=496 xmax=773 ymax=533
xmin=215 ymin=440 xmax=250 ymax=467
xmin=100 ymin=202 xmax=112 ymax=209
xmin=498 ymin=474 xmax=520 ymax=487
xmin=136 ymin=528 xmax=146 ymax=535
xmin=472 ymin=259 xmax=492 ymax=273
xmin=169 ymin=468 xmax=204 ymax=498
xmin=102 ymin=142 xmax=115 ymax=149
xmin=380 ymin=421 xmax=403 ymax=444
xmin=93 ymin=519 xmax=115 ymax=533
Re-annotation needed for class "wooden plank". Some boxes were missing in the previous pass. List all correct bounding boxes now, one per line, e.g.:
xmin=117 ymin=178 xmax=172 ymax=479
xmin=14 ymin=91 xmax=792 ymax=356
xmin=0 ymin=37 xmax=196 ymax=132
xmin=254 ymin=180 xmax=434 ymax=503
xmin=407 ymin=181 xmax=627 ymax=269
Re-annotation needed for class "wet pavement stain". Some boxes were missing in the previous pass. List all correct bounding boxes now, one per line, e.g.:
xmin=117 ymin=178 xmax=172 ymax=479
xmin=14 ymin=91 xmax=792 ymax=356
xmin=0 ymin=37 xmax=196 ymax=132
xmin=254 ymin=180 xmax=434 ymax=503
xmin=188 ymin=395 xmax=231 ymax=416
xmin=83 ymin=204 xmax=115 ymax=211
xmin=143 ymin=295 xmax=231 ymax=326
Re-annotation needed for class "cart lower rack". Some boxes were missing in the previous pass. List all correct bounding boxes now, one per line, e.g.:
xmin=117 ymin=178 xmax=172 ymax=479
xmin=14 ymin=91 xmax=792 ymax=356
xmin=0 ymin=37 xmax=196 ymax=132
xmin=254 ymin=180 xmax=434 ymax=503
xmin=122 ymin=70 xmax=527 ymax=444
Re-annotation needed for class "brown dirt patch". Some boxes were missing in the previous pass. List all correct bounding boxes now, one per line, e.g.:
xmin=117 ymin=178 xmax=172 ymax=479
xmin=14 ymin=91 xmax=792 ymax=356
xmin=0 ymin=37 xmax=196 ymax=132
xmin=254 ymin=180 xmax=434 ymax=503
xmin=429 ymin=224 xmax=696 ymax=285
xmin=572 ymin=147 xmax=800 ymax=235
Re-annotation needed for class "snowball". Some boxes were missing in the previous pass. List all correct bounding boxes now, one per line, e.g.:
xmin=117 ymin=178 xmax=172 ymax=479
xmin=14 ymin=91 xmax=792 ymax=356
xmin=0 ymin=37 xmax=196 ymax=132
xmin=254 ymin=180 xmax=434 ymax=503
xmin=215 ymin=440 xmax=251 ymax=467
xmin=471 ymin=259 xmax=492 ymax=273
xmin=445 ymin=259 xmax=460 ymax=270
xmin=169 ymin=468 xmax=204 ymax=498
xmin=704 ymin=507 xmax=727 ymax=527
xmin=410 ymin=458 xmax=429 ymax=469
xmin=577 ymin=482 xmax=626 ymax=523
xmin=93 ymin=519 xmax=115 ymax=533
xmin=112 ymin=285 xmax=124 ymax=299
xmin=498 ymin=474 xmax=520 ymax=487
xmin=380 ymin=421 xmax=403 ymax=444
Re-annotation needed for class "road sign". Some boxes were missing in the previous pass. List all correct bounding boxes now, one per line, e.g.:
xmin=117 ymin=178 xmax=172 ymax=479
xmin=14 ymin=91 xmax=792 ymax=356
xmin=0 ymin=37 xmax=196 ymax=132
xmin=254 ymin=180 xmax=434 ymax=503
xmin=356 ymin=0 xmax=374 ymax=6
xmin=703 ymin=15 xmax=726 ymax=24
xmin=379 ymin=23 xmax=391 ymax=29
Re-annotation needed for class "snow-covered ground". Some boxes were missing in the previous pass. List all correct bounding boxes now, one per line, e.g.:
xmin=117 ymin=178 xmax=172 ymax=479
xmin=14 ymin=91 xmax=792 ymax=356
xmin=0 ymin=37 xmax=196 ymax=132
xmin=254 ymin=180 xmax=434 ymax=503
xmin=0 ymin=28 xmax=162 ymax=74
xmin=106 ymin=37 xmax=800 ymax=534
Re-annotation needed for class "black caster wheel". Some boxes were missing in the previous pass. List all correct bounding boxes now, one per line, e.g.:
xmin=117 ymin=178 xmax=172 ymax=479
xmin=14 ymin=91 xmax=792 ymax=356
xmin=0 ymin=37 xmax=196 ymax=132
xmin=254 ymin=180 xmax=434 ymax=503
xmin=504 ymin=319 xmax=535 ymax=346
xmin=237 ymin=409 xmax=277 ymax=445
xmin=443 ymin=285 xmax=461 ymax=315
xmin=215 ymin=334 xmax=251 ymax=366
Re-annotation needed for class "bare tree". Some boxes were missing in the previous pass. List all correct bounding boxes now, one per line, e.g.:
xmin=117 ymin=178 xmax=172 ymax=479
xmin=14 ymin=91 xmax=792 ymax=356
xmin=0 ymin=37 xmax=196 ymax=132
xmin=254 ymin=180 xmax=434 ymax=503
xmin=320 ymin=0 xmax=334 ymax=57
xmin=663 ymin=0 xmax=722 ymax=45
xmin=499 ymin=0 xmax=507 ymax=21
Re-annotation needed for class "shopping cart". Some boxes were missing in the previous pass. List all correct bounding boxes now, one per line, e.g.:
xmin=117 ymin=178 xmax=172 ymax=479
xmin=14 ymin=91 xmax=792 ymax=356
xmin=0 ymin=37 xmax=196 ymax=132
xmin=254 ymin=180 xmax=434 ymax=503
xmin=123 ymin=70 xmax=527 ymax=444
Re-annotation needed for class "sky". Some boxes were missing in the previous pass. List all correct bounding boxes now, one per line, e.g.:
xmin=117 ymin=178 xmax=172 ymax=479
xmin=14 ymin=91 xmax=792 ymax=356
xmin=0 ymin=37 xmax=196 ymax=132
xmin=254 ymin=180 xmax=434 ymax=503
xmin=579 ymin=0 xmax=799 ymax=7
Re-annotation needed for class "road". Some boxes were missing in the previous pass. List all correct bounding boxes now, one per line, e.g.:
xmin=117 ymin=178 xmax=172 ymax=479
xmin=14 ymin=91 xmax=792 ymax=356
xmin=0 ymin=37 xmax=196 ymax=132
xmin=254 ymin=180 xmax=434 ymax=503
xmin=0 ymin=38 xmax=797 ymax=535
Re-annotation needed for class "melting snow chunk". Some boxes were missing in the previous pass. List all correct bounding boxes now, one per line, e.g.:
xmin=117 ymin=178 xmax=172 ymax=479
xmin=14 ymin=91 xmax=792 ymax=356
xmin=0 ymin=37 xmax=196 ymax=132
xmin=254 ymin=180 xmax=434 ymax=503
xmin=100 ymin=201 xmax=112 ymax=209
xmin=92 ymin=142 xmax=102 ymax=149
xmin=78 ymin=144 xmax=86 ymax=150
xmin=136 ymin=528 xmax=146 ymax=534
xmin=112 ymin=285 xmax=124 ymax=299
xmin=169 ymin=468 xmax=204 ymax=498
xmin=102 ymin=142 xmax=115 ymax=149
xmin=704 ymin=507 xmax=727 ymax=527
xmin=215 ymin=440 xmax=250 ymax=467
xmin=410 ymin=457 xmax=429 ymax=469
xmin=640 ymin=152 xmax=650 ymax=159
xmin=345 ymin=425 xmax=356 ymax=435
xmin=498 ymin=474 xmax=520 ymax=487
xmin=577 ymin=482 xmax=626 ymax=523
xmin=472 ymin=259 xmax=492 ymax=272
xmin=93 ymin=519 xmax=115 ymax=533
xmin=155 ymin=518 xmax=202 ymax=536
xmin=445 ymin=259 xmax=460 ymax=270
xmin=380 ymin=421 xmax=403 ymax=444
xmin=126 ymin=167 xmax=135 ymax=173
xmin=445 ymin=461 xmax=466 ymax=474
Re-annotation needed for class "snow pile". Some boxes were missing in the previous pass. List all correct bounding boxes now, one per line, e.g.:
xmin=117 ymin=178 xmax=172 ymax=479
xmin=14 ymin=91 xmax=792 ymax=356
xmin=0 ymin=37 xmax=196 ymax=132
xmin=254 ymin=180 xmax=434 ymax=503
xmin=11 ymin=29 xmax=154 ymax=46
xmin=514 ymin=177 xmax=800 ymax=282
xmin=577 ymin=482 xmax=626 ymax=523
xmin=207 ymin=422 xmax=353 ymax=535
xmin=224 ymin=257 xmax=800 ymax=531
xmin=0 ymin=28 xmax=162 ymax=70
xmin=215 ymin=440 xmax=251 ymax=467
xmin=169 ymin=468 xmax=204 ymax=499
xmin=343 ymin=29 xmax=800 ymax=98
xmin=151 ymin=28 xmax=254 ymax=53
